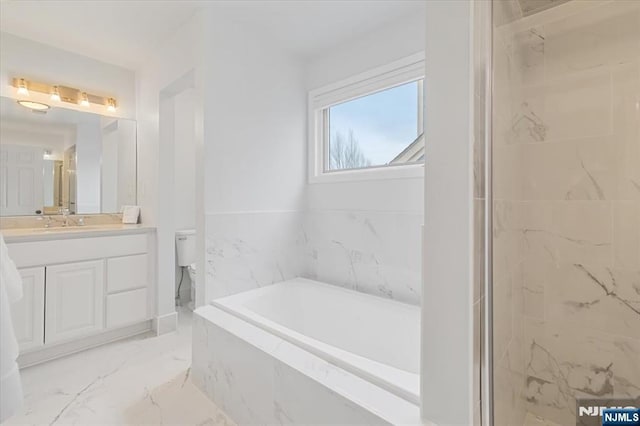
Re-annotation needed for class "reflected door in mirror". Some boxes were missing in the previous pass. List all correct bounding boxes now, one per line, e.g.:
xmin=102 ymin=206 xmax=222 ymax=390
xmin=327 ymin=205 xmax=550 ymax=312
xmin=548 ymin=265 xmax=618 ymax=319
xmin=0 ymin=144 xmax=44 ymax=215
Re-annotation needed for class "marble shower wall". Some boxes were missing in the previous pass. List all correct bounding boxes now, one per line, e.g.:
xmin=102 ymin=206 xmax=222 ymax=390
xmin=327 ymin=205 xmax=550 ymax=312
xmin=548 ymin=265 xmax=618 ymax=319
xmin=492 ymin=2 xmax=529 ymax=424
xmin=492 ymin=1 xmax=640 ymax=425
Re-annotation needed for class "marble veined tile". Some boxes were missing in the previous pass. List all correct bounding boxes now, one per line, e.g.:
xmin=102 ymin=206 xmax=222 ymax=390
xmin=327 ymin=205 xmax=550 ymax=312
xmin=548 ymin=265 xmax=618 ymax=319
xmin=205 ymin=211 xmax=305 ymax=299
xmin=613 ymin=201 xmax=640 ymax=269
xmin=520 ymin=136 xmax=616 ymax=201
xmin=512 ymin=27 xmax=545 ymax=85
xmin=523 ymin=319 xmax=640 ymax=425
xmin=612 ymin=60 xmax=640 ymax=202
xmin=545 ymin=264 xmax=640 ymax=339
xmin=544 ymin=2 xmax=640 ymax=78
xmin=520 ymin=201 xmax=613 ymax=267
xmin=304 ymin=210 xmax=422 ymax=305
xmin=5 ymin=309 xmax=236 ymax=426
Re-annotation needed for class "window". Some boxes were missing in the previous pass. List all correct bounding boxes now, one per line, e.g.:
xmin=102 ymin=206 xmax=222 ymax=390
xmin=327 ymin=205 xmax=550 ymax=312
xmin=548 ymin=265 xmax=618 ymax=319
xmin=327 ymin=80 xmax=424 ymax=171
xmin=309 ymin=53 xmax=425 ymax=183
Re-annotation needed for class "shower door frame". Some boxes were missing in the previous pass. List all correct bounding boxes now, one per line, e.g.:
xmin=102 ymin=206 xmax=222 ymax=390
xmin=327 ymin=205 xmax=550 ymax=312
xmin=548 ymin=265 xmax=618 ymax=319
xmin=479 ymin=0 xmax=494 ymax=425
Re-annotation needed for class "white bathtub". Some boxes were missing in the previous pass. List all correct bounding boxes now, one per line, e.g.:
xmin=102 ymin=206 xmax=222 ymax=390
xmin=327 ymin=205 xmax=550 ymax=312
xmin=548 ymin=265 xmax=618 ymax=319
xmin=212 ymin=277 xmax=421 ymax=404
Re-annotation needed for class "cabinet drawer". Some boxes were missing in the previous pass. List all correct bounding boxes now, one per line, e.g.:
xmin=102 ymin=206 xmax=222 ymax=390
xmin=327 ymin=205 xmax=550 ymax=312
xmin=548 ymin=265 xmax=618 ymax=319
xmin=107 ymin=254 xmax=148 ymax=293
xmin=106 ymin=288 xmax=148 ymax=328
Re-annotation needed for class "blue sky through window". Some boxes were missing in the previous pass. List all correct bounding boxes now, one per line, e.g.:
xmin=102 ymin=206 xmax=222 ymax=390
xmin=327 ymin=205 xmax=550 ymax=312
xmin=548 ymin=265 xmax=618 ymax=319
xmin=328 ymin=80 xmax=420 ymax=170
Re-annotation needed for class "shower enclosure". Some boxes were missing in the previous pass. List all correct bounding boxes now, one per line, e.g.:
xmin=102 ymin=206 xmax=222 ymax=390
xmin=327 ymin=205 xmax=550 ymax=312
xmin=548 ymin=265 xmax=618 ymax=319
xmin=487 ymin=0 xmax=639 ymax=425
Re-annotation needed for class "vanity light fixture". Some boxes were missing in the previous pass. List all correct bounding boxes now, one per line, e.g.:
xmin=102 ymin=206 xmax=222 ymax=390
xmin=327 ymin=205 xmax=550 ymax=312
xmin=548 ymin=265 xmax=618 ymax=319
xmin=80 ymin=92 xmax=90 ymax=107
xmin=17 ymin=100 xmax=50 ymax=111
xmin=51 ymin=86 xmax=61 ymax=102
xmin=11 ymin=78 xmax=118 ymax=112
xmin=17 ymin=78 xmax=29 ymax=95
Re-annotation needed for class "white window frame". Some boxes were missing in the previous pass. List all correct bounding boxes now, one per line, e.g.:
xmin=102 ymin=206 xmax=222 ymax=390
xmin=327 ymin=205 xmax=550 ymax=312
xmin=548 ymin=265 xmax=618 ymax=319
xmin=308 ymin=52 xmax=425 ymax=184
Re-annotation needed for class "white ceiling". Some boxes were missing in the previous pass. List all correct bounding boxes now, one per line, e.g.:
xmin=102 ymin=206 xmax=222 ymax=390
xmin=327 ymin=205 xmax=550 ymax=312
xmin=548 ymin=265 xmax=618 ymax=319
xmin=0 ymin=0 xmax=425 ymax=70
xmin=0 ymin=0 xmax=200 ymax=70
xmin=207 ymin=1 xmax=426 ymax=58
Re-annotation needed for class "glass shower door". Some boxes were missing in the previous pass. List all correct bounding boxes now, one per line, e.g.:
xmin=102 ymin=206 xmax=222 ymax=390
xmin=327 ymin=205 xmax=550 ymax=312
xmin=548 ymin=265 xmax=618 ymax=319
xmin=491 ymin=1 xmax=640 ymax=425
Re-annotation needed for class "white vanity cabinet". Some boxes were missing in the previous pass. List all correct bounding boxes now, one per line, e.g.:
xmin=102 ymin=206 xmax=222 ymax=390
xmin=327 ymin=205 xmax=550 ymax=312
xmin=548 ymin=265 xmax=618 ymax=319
xmin=5 ymin=227 xmax=155 ymax=365
xmin=10 ymin=267 xmax=45 ymax=351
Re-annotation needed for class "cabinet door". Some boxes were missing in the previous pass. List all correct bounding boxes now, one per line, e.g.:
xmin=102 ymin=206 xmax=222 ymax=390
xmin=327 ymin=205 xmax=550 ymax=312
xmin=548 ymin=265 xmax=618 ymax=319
xmin=9 ymin=267 xmax=45 ymax=352
xmin=45 ymin=260 xmax=105 ymax=344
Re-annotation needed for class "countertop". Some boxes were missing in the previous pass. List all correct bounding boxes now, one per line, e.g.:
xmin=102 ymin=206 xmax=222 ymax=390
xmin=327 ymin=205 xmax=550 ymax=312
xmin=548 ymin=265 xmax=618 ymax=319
xmin=1 ymin=224 xmax=156 ymax=243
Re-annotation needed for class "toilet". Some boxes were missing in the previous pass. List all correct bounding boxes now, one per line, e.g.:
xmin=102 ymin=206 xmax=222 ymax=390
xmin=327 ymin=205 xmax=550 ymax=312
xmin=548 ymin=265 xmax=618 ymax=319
xmin=175 ymin=229 xmax=196 ymax=307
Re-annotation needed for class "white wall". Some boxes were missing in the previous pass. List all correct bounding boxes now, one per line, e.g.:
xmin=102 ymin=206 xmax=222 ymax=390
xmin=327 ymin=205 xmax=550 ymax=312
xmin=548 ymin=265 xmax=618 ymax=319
xmin=202 ymin=9 xmax=307 ymax=301
xmin=306 ymin=12 xmax=426 ymax=92
xmin=302 ymin=13 xmax=426 ymax=304
xmin=203 ymin=16 xmax=306 ymax=214
xmin=0 ymin=33 xmax=135 ymax=120
xmin=421 ymin=1 xmax=474 ymax=425
xmin=173 ymin=88 xmax=196 ymax=231
xmin=116 ymin=120 xmax=136 ymax=210
xmin=136 ymin=11 xmax=204 ymax=331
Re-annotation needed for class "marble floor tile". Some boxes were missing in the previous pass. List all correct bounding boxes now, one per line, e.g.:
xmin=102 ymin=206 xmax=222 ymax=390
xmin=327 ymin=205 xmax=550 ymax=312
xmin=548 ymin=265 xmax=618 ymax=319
xmin=4 ymin=309 xmax=236 ymax=426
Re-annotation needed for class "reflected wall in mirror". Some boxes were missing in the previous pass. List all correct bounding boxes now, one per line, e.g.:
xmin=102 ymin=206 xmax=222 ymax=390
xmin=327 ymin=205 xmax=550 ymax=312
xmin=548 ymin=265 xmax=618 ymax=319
xmin=0 ymin=96 xmax=136 ymax=216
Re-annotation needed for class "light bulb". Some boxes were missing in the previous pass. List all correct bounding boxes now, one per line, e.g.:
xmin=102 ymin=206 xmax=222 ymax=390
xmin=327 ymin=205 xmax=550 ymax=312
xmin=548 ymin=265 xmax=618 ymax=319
xmin=107 ymin=98 xmax=116 ymax=112
xmin=51 ymin=86 xmax=61 ymax=102
xmin=17 ymin=78 xmax=29 ymax=95
xmin=80 ymin=92 xmax=89 ymax=107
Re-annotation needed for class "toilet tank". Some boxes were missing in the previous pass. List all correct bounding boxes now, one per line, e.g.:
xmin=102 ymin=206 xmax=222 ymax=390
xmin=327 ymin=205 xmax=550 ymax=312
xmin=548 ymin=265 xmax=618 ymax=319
xmin=175 ymin=229 xmax=196 ymax=267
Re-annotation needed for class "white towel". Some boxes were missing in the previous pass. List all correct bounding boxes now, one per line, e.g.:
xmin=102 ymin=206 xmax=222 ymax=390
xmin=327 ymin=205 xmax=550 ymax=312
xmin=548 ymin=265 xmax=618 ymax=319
xmin=0 ymin=234 xmax=23 ymax=422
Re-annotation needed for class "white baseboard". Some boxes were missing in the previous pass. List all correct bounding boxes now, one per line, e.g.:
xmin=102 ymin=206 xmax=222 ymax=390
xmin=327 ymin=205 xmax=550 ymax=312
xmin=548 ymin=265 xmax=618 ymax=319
xmin=18 ymin=321 xmax=152 ymax=369
xmin=153 ymin=311 xmax=178 ymax=335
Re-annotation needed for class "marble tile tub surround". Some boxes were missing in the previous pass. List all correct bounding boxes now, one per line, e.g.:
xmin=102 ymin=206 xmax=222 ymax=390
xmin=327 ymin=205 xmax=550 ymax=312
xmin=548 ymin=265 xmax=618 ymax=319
xmin=206 ymin=209 xmax=423 ymax=305
xmin=492 ymin=1 xmax=640 ymax=425
xmin=0 ymin=213 xmax=124 ymax=229
xmin=303 ymin=210 xmax=423 ymax=305
xmin=192 ymin=306 xmax=423 ymax=426
xmin=206 ymin=211 xmax=307 ymax=300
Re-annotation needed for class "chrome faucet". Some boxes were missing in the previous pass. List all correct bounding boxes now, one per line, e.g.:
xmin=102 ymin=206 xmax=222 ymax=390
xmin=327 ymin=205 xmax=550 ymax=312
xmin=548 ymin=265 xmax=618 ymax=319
xmin=59 ymin=208 xmax=70 ymax=227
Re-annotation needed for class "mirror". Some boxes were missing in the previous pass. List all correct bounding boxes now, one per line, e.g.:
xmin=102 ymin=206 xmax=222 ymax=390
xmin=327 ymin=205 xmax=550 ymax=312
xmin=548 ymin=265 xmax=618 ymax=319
xmin=0 ymin=96 xmax=136 ymax=216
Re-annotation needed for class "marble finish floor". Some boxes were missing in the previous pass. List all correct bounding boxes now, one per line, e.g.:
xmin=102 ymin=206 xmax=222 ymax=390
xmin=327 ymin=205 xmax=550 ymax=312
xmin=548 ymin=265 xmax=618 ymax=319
xmin=4 ymin=309 xmax=236 ymax=426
